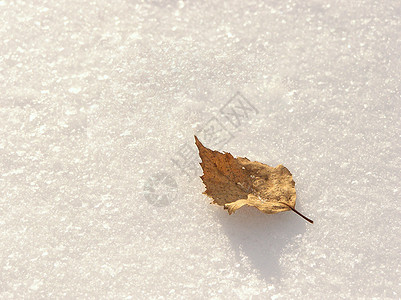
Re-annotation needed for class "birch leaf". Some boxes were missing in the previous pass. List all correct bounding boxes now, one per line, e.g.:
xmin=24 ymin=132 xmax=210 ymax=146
xmin=195 ymin=136 xmax=313 ymax=224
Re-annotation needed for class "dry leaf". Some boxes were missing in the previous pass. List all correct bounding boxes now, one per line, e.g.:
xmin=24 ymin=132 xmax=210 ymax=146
xmin=195 ymin=136 xmax=313 ymax=224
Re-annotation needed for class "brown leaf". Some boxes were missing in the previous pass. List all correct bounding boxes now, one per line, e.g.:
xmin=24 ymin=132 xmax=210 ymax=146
xmin=195 ymin=136 xmax=313 ymax=224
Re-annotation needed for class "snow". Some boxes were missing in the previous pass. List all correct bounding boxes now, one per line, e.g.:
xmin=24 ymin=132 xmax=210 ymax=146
xmin=1 ymin=0 xmax=400 ymax=298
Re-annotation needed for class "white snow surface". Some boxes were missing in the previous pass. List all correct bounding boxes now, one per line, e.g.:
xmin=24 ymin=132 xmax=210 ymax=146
xmin=1 ymin=0 xmax=400 ymax=299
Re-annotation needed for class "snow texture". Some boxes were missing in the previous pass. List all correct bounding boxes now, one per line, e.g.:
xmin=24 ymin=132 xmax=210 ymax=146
xmin=1 ymin=0 xmax=400 ymax=299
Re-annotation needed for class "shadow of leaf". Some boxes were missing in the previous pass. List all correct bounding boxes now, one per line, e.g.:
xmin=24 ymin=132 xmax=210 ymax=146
xmin=216 ymin=206 xmax=307 ymax=280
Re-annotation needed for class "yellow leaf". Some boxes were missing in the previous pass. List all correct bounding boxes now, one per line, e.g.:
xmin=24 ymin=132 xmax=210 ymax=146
xmin=195 ymin=136 xmax=313 ymax=224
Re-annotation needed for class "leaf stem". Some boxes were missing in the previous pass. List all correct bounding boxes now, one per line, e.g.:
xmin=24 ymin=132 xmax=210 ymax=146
xmin=281 ymin=203 xmax=314 ymax=224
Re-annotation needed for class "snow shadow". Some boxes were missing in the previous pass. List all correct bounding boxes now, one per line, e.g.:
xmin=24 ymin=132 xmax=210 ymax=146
xmin=216 ymin=206 xmax=308 ymax=280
